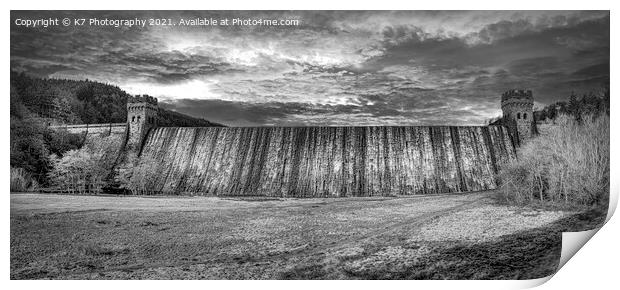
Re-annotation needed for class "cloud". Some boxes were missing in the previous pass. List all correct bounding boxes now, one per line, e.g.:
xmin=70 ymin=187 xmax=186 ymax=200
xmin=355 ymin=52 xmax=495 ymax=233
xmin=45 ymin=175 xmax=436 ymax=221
xmin=10 ymin=11 xmax=609 ymax=126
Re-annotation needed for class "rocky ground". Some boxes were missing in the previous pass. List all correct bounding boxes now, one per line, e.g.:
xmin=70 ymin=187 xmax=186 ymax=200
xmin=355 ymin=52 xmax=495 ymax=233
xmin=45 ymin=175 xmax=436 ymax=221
xmin=10 ymin=191 xmax=605 ymax=279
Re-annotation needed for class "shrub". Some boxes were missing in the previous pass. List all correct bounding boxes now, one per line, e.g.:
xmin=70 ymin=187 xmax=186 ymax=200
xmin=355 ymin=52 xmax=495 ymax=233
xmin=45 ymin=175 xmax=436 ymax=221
xmin=497 ymin=114 xmax=609 ymax=207
xmin=10 ymin=167 xmax=39 ymax=192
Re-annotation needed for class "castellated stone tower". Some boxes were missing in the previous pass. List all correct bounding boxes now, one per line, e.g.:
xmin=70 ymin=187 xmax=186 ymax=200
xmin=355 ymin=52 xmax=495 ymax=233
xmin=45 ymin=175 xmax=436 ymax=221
xmin=127 ymin=95 xmax=158 ymax=151
xmin=501 ymin=89 xmax=535 ymax=145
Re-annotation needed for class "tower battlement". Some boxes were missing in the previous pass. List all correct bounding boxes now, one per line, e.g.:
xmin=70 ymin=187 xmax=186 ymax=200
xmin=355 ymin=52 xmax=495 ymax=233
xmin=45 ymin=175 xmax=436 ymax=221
xmin=501 ymin=89 xmax=535 ymax=145
xmin=126 ymin=95 xmax=158 ymax=151
xmin=501 ymin=90 xmax=534 ymax=109
xmin=501 ymin=89 xmax=533 ymax=101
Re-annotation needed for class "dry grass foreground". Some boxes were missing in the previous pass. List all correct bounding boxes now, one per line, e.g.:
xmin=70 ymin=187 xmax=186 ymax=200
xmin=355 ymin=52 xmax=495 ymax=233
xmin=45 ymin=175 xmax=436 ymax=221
xmin=10 ymin=192 xmax=605 ymax=280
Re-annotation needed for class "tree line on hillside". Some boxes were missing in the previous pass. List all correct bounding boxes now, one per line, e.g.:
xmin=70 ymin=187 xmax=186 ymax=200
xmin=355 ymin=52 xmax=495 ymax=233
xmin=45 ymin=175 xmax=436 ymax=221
xmin=10 ymin=72 xmax=223 ymax=191
xmin=534 ymin=87 xmax=609 ymax=123
xmin=11 ymin=71 xmax=128 ymax=124
xmin=157 ymin=108 xmax=220 ymax=127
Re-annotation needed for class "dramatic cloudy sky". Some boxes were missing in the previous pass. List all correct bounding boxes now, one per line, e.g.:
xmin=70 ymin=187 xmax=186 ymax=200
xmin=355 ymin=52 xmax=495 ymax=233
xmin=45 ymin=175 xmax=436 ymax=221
xmin=11 ymin=11 xmax=609 ymax=126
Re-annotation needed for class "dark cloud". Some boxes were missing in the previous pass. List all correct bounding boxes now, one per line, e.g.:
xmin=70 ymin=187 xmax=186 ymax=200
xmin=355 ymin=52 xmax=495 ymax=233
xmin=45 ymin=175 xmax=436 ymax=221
xmin=572 ymin=62 xmax=609 ymax=78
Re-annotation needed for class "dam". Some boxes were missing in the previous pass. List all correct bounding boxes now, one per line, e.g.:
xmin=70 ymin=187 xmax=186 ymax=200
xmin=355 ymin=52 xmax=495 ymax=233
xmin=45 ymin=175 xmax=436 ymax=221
xmin=129 ymin=126 xmax=516 ymax=197
xmin=50 ymin=91 xmax=535 ymax=197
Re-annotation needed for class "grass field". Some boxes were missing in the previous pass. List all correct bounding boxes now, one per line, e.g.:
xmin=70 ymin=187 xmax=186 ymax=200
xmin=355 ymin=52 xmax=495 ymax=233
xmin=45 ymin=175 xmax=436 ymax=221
xmin=10 ymin=191 xmax=605 ymax=280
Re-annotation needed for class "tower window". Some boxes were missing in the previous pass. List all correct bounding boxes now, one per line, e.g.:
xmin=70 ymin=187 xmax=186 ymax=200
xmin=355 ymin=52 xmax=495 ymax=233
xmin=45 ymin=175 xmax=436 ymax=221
xmin=137 ymin=116 xmax=141 ymax=122
xmin=517 ymin=113 xmax=521 ymax=119
xmin=132 ymin=116 xmax=135 ymax=122
xmin=523 ymin=113 xmax=527 ymax=120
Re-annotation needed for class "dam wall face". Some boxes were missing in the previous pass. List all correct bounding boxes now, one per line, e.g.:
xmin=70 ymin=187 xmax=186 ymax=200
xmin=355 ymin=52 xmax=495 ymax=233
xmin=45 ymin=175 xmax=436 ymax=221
xmin=129 ymin=126 xmax=516 ymax=197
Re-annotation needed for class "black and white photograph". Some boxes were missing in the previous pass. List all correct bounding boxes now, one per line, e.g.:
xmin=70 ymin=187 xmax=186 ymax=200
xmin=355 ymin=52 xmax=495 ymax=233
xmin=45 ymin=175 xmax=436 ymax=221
xmin=8 ymin=9 xmax=611 ymax=281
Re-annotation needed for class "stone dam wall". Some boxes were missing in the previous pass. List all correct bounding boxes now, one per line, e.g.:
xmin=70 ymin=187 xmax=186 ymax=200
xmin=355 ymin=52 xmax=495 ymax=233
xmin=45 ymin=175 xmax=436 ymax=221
xmin=49 ymin=123 xmax=127 ymax=135
xmin=49 ymin=123 xmax=128 ymax=145
xmin=129 ymin=126 xmax=516 ymax=197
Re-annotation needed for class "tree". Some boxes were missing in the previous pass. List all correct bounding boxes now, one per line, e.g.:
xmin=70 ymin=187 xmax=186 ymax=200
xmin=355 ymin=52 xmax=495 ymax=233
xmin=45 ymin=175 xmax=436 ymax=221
xmin=567 ymin=92 xmax=581 ymax=121
xmin=47 ymin=134 xmax=123 ymax=193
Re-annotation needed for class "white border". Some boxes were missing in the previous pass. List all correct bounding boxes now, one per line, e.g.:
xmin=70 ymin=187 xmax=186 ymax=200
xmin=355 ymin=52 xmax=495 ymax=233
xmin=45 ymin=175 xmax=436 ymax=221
xmin=2 ymin=1 xmax=617 ymax=289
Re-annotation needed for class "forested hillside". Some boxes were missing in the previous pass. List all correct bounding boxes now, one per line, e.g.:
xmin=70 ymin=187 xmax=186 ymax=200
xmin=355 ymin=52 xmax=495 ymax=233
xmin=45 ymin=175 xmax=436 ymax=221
xmin=533 ymin=87 xmax=609 ymax=122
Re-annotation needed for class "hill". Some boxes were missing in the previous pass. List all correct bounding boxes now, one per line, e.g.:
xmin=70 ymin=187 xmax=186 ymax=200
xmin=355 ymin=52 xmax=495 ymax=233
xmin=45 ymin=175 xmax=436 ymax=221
xmin=10 ymin=71 xmax=224 ymax=127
